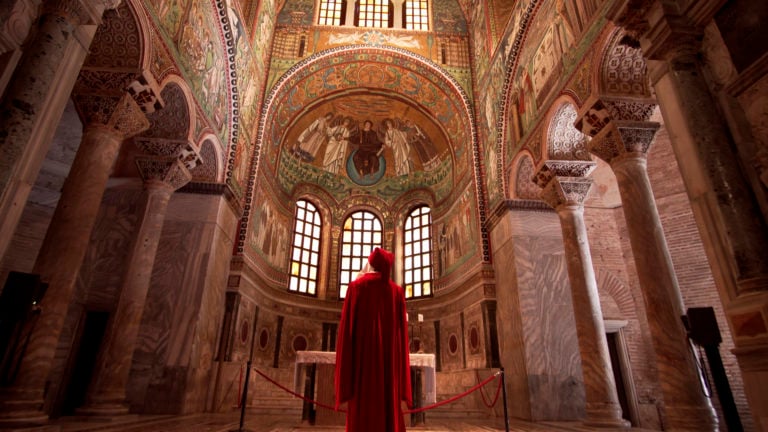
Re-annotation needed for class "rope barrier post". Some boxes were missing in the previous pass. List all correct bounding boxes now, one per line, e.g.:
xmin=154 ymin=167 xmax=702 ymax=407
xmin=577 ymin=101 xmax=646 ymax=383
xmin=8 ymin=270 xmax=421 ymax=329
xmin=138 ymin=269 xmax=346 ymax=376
xmin=232 ymin=360 xmax=252 ymax=432
xmin=500 ymin=367 xmax=510 ymax=432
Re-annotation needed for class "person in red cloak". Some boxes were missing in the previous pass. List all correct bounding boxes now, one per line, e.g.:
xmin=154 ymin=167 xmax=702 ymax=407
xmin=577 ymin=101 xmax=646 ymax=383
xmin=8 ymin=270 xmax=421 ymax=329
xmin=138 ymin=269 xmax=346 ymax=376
xmin=335 ymin=247 xmax=412 ymax=432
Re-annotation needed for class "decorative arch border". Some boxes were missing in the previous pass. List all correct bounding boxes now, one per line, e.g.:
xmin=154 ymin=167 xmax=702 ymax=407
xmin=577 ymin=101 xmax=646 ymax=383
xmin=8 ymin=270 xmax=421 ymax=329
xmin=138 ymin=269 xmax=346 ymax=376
xmin=391 ymin=188 xmax=437 ymax=226
xmin=542 ymin=95 xmax=589 ymax=161
xmin=337 ymin=194 xmax=392 ymax=229
xmin=195 ymin=131 xmax=225 ymax=182
xmin=157 ymin=74 xmax=199 ymax=142
xmin=290 ymin=184 xmax=338 ymax=225
xmin=238 ymin=45 xmax=490 ymax=262
xmin=508 ymin=150 xmax=540 ymax=200
xmin=213 ymin=0 xmax=240 ymax=186
xmin=595 ymin=26 xmax=652 ymax=98
xmin=494 ymin=0 xmax=545 ymax=201
xmin=125 ymin=0 xmax=155 ymax=73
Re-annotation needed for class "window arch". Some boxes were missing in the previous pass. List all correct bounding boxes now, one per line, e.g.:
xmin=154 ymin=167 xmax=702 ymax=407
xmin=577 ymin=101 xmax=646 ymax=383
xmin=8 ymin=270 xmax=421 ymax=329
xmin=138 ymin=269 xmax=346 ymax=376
xmin=288 ymin=199 xmax=322 ymax=296
xmin=339 ymin=210 xmax=383 ymax=298
xmin=403 ymin=206 xmax=433 ymax=298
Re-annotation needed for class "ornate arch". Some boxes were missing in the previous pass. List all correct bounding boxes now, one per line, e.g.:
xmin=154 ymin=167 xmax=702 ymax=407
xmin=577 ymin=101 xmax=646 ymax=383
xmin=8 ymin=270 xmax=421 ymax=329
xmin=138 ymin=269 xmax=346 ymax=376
xmin=545 ymin=98 xmax=590 ymax=161
xmin=509 ymin=151 xmax=540 ymax=200
xmin=597 ymin=28 xmax=652 ymax=98
xmin=240 ymin=45 xmax=489 ymax=261
xmin=494 ymin=0 xmax=545 ymax=202
xmin=190 ymin=133 xmax=224 ymax=182
xmin=140 ymin=76 xmax=196 ymax=141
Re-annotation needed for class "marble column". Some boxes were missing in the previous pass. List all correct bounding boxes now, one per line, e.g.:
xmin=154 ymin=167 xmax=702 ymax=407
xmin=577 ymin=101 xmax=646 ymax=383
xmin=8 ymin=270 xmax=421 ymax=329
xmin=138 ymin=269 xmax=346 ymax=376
xmin=79 ymin=140 xmax=198 ymax=415
xmin=576 ymin=97 xmax=717 ymax=430
xmin=609 ymin=2 xmax=768 ymax=426
xmin=535 ymin=160 xmax=629 ymax=428
xmin=0 ymin=0 xmax=119 ymax=260
xmin=0 ymin=86 xmax=155 ymax=423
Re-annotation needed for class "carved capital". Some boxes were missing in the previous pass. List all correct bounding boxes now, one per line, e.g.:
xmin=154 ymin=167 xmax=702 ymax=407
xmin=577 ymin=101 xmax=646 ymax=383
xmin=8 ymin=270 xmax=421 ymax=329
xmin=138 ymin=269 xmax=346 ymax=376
xmin=125 ymin=71 xmax=164 ymax=114
xmin=607 ymin=0 xmax=707 ymax=64
xmin=1 ymin=0 xmax=38 ymax=53
xmin=73 ymin=93 xmax=150 ymax=139
xmin=135 ymin=156 xmax=192 ymax=191
xmin=534 ymin=160 xmax=596 ymax=209
xmin=588 ymin=121 xmax=660 ymax=164
xmin=43 ymin=0 xmax=104 ymax=26
xmin=134 ymin=137 xmax=203 ymax=170
xmin=575 ymin=96 xmax=657 ymax=137
xmin=538 ymin=176 xmax=594 ymax=210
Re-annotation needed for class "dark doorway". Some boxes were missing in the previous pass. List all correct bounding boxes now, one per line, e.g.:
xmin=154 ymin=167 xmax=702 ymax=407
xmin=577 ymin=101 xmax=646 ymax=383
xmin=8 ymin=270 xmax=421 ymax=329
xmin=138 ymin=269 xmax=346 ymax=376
xmin=57 ymin=311 xmax=109 ymax=416
xmin=606 ymin=332 xmax=631 ymax=424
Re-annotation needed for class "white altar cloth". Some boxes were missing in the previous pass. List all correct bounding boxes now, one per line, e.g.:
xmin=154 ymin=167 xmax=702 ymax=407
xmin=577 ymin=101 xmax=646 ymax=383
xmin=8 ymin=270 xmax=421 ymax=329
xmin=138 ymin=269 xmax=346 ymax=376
xmin=294 ymin=350 xmax=436 ymax=404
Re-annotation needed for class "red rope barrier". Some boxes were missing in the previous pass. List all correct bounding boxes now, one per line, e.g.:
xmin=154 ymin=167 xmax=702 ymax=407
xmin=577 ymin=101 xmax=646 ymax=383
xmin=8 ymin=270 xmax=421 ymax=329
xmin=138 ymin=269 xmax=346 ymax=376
xmin=476 ymin=370 xmax=503 ymax=408
xmin=253 ymin=368 xmax=501 ymax=415
xmin=405 ymin=372 xmax=500 ymax=414
xmin=253 ymin=368 xmax=341 ymax=412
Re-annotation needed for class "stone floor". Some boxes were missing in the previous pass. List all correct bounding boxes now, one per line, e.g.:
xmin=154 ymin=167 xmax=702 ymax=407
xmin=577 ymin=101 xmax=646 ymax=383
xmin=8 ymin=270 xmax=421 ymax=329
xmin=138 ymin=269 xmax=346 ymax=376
xmin=35 ymin=412 xmax=657 ymax=432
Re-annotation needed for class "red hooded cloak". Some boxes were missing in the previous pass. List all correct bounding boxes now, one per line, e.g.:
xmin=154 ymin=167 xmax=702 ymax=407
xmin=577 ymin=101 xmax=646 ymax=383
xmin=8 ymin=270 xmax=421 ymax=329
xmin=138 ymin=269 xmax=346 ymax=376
xmin=335 ymin=247 xmax=412 ymax=432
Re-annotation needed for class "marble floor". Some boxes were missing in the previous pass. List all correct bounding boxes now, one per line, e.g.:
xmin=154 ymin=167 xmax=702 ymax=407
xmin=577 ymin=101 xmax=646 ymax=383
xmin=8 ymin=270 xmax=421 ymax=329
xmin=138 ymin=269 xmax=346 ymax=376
xmin=39 ymin=412 xmax=657 ymax=432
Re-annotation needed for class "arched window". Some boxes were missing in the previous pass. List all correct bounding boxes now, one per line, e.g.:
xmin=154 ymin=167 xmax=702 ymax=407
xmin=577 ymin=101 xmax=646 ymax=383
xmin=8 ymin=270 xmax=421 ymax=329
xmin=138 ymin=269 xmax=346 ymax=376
xmin=318 ymin=0 xmax=346 ymax=26
xmin=288 ymin=200 xmax=322 ymax=296
xmin=403 ymin=206 xmax=433 ymax=298
xmin=355 ymin=0 xmax=393 ymax=28
xmin=339 ymin=210 xmax=383 ymax=298
xmin=403 ymin=0 xmax=429 ymax=30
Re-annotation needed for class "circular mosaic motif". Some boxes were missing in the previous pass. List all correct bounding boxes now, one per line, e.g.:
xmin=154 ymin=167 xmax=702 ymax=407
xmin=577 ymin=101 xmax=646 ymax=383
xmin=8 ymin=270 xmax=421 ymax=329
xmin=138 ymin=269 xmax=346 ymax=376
xmin=240 ymin=320 xmax=249 ymax=344
xmin=470 ymin=326 xmax=479 ymax=351
xmin=292 ymin=335 xmax=308 ymax=352
xmin=448 ymin=333 xmax=459 ymax=355
xmin=259 ymin=328 xmax=269 ymax=350
xmin=346 ymin=150 xmax=386 ymax=185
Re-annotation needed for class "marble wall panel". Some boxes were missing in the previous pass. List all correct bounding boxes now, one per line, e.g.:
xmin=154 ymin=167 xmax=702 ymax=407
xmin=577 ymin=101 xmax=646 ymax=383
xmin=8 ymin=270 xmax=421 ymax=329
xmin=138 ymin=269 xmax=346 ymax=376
xmin=438 ymin=312 xmax=465 ymax=372
xmin=492 ymin=208 xmax=585 ymax=421
xmin=127 ymin=193 xmax=238 ymax=414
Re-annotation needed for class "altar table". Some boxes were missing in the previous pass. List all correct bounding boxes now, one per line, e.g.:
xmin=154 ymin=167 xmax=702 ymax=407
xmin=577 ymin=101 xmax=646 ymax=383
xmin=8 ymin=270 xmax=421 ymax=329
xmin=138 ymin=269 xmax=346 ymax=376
xmin=294 ymin=351 xmax=436 ymax=425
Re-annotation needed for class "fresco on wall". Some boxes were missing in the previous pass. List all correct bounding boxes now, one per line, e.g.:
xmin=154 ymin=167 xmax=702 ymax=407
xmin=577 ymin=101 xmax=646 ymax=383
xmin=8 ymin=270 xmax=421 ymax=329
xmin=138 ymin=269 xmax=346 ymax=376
xmin=470 ymin=2 xmax=492 ymax=83
xmin=432 ymin=0 xmax=469 ymax=33
xmin=149 ymin=0 xmax=228 ymax=132
xmin=276 ymin=0 xmax=314 ymax=26
xmin=248 ymin=186 xmax=291 ymax=267
xmin=435 ymin=187 xmax=477 ymax=276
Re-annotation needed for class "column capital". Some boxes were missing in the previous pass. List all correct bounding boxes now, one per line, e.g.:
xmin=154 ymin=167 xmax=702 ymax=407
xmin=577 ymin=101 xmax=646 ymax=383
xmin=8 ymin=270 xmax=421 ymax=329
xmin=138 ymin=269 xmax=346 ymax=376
xmin=134 ymin=137 xmax=203 ymax=170
xmin=575 ymin=95 xmax=657 ymax=137
xmin=607 ymin=0 xmax=723 ymax=63
xmin=135 ymin=156 xmax=192 ymax=191
xmin=575 ymin=96 xmax=660 ymax=164
xmin=534 ymin=160 xmax=596 ymax=209
xmin=73 ymin=93 xmax=151 ymax=139
xmin=42 ymin=0 xmax=113 ymax=26
xmin=125 ymin=70 xmax=165 ymax=114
